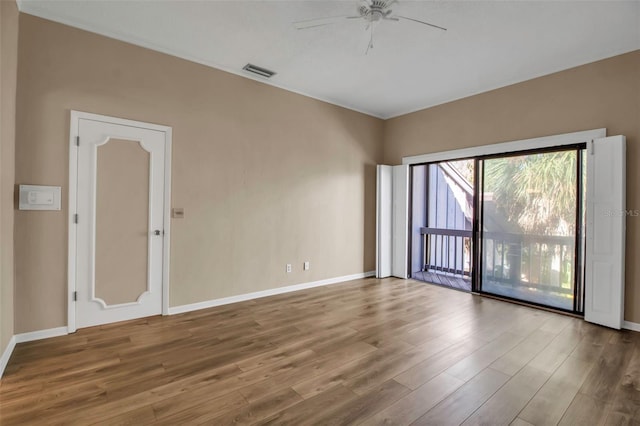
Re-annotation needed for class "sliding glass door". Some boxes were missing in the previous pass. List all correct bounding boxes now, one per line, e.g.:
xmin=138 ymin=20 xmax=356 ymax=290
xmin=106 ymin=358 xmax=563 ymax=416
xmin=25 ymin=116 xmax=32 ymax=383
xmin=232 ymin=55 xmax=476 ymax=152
xmin=478 ymin=148 xmax=585 ymax=312
xmin=409 ymin=146 xmax=586 ymax=313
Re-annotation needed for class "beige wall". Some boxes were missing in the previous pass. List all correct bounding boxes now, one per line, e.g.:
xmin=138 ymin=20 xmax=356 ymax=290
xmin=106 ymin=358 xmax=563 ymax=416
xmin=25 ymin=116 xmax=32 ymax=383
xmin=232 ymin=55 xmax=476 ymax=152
xmin=12 ymin=12 xmax=640 ymax=333
xmin=384 ymin=50 xmax=640 ymax=322
xmin=14 ymin=14 xmax=383 ymax=333
xmin=0 ymin=0 xmax=18 ymax=351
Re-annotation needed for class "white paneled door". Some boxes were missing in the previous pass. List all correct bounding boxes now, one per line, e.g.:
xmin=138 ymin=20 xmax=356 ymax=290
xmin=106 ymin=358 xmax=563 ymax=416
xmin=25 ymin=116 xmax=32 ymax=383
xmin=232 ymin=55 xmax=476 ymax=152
xmin=584 ymin=136 xmax=626 ymax=329
xmin=69 ymin=112 xmax=171 ymax=331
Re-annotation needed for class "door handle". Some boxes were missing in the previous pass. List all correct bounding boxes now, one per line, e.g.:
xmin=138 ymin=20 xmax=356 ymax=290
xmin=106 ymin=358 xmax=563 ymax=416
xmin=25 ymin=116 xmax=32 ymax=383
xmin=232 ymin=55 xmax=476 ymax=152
xmin=153 ymin=230 xmax=162 ymax=236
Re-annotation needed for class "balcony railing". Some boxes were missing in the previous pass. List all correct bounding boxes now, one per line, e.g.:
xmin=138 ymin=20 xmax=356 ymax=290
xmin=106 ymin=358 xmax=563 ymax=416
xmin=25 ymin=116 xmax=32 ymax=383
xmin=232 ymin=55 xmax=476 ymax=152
xmin=421 ymin=227 xmax=576 ymax=295
xmin=482 ymin=231 xmax=575 ymax=295
xmin=421 ymin=227 xmax=472 ymax=277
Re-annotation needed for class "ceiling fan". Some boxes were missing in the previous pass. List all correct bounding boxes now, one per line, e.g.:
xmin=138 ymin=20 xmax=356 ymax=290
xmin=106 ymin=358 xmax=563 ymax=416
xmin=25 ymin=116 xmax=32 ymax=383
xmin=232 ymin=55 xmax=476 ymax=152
xmin=293 ymin=0 xmax=447 ymax=54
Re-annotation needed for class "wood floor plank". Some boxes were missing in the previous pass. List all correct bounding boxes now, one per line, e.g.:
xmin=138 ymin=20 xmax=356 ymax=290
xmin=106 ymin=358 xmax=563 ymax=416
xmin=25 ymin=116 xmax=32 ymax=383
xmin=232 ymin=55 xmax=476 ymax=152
xmin=510 ymin=418 xmax=535 ymax=426
xmin=569 ymin=323 xmax=613 ymax=363
xmin=445 ymin=332 xmax=525 ymax=382
xmin=615 ymin=333 xmax=640 ymax=402
xmin=413 ymin=367 xmax=510 ymax=426
xmin=309 ymin=379 xmax=411 ymax=425
xmin=257 ymin=385 xmax=357 ymax=425
xmin=152 ymin=389 xmax=247 ymax=423
xmin=207 ymin=387 xmax=302 ymax=425
xmin=95 ymin=405 xmax=157 ymax=426
xmin=360 ymin=373 xmax=464 ymax=425
xmin=20 ymin=363 xmax=244 ymax=425
xmin=290 ymin=343 xmax=410 ymax=399
xmin=461 ymin=366 xmax=550 ymax=426
xmin=604 ymin=396 xmax=640 ymax=425
xmin=345 ymin=337 xmax=456 ymax=395
xmin=393 ymin=338 xmax=488 ymax=390
xmin=237 ymin=340 xmax=380 ymax=403
xmin=527 ymin=323 xmax=585 ymax=374
xmin=559 ymin=392 xmax=612 ymax=425
xmin=490 ymin=329 xmax=556 ymax=376
xmin=518 ymin=354 xmax=599 ymax=426
xmin=538 ymin=313 xmax=573 ymax=335
xmin=579 ymin=332 xmax=636 ymax=403
xmin=0 ymin=277 xmax=636 ymax=425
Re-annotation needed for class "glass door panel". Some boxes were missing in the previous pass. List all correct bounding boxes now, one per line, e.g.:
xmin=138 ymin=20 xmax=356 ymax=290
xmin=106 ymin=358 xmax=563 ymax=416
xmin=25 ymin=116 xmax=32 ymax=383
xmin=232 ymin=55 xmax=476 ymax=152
xmin=480 ymin=150 xmax=581 ymax=311
xmin=411 ymin=160 xmax=474 ymax=292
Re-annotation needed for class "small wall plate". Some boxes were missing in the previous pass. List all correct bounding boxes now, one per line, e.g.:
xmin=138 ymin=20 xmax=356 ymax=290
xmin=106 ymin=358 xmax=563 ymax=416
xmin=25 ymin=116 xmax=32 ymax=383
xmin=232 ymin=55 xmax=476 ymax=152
xmin=18 ymin=185 xmax=62 ymax=211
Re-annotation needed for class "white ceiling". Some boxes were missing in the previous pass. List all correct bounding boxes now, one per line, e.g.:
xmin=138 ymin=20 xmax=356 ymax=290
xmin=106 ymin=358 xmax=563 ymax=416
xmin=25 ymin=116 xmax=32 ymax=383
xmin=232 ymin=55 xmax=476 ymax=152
xmin=17 ymin=0 xmax=640 ymax=119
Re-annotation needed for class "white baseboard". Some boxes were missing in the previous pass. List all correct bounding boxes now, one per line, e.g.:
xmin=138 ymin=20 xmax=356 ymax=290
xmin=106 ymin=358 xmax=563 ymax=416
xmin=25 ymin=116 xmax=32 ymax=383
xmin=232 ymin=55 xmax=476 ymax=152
xmin=0 ymin=327 xmax=68 ymax=378
xmin=168 ymin=271 xmax=376 ymax=315
xmin=0 ymin=335 xmax=16 ymax=378
xmin=623 ymin=321 xmax=640 ymax=332
xmin=14 ymin=326 xmax=69 ymax=344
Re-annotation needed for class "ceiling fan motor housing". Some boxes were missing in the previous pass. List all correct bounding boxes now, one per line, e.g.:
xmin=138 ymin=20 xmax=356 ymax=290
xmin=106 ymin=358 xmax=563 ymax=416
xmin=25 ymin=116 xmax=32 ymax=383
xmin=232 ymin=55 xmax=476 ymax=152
xmin=359 ymin=0 xmax=394 ymax=22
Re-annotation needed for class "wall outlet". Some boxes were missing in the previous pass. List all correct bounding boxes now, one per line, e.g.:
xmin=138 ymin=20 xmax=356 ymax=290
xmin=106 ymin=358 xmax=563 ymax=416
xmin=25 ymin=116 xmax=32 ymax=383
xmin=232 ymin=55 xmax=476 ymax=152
xmin=304 ymin=261 xmax=310 ymax=271
xmin=286 ymin=264 xmax=292 ymax=273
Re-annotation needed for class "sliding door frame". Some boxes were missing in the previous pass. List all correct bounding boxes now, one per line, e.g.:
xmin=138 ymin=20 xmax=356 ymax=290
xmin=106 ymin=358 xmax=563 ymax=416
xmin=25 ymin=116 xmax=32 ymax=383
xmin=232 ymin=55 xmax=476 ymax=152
xmin=402 ymin=129 xmax=605 ymax=166
xmin=403 ymin=129 xmax=605 ymax=313
xmin=475 ymin=144 xmax=586 ymax=315
xmin=473 ymin=158 xmax=482 ymax=294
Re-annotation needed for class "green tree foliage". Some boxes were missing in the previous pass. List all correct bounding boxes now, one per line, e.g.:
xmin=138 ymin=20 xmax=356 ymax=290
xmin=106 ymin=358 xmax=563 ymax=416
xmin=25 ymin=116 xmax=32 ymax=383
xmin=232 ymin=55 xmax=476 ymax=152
xmin=484 ymin=151 xmax=577 ymax=236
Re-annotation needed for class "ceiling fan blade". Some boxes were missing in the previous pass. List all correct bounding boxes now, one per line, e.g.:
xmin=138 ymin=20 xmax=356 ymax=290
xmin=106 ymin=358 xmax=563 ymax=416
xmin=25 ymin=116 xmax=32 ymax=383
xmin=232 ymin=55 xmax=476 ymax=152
xmin=395 ymin=15 xmax=447 ymax=31
xmin=293 ymin=15 xmax=354 ymax=30
xmin=295 ymin=22 xmax=337 ymax=30
xmin=383 ymin=16 xmax=400 ymax=21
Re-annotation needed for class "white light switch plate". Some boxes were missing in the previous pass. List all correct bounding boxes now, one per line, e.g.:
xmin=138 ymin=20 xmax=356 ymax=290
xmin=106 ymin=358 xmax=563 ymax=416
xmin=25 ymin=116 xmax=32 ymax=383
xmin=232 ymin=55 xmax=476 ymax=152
xmin=19 ymin=185 xmax=62 ymax=211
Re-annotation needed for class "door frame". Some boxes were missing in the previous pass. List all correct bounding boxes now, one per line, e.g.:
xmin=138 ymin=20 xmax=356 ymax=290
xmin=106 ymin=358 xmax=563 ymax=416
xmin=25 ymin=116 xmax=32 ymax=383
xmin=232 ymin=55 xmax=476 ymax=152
xmin=67 ymin=110 xmax=173 ymax=333
xmin=402 ymin=129 xmax=606 ymax=166
xmin=403 ymin=129 xmax=606 ymax=308
xmin=475 ymin=144 xmax=586 ymax=314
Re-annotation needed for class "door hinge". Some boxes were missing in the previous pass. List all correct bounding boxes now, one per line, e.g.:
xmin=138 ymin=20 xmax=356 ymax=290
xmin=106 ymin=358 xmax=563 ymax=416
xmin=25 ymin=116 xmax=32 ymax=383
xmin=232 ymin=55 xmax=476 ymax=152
xmin=73 ymin=291 xmax=77 ymax=302
xmin=75 ymin=136 xmax=80 ymax=146
xmin=74 ymin=214 xmax=79 ymax=224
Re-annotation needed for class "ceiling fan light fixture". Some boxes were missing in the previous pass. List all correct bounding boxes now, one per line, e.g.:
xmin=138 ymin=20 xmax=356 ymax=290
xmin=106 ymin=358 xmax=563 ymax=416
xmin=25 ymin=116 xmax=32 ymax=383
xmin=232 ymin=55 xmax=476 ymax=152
xmin=242 ymin=63 xmax=277 ymax=78
xmin=292 ymin=0 xmax=446 ymax=53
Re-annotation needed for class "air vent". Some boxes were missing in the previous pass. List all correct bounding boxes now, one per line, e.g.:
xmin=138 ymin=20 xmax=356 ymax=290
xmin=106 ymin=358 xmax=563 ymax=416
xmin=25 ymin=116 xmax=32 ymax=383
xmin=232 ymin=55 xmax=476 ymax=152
xmin=242 ymin=63 xmax=277 ymax=78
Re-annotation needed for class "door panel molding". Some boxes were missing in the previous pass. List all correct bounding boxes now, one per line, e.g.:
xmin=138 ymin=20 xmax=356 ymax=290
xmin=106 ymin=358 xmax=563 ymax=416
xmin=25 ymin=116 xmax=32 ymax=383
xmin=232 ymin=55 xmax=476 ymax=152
xmin=68 ymin=111 xmax=172 ymax=333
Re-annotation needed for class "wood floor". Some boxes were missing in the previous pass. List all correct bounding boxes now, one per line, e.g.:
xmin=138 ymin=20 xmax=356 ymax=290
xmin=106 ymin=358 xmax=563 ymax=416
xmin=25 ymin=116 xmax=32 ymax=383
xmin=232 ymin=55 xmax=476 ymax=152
xmin=413 ymin=271 xmax=472 ymax=292
xmin=1 ymin=277 xmax=639 ymax=425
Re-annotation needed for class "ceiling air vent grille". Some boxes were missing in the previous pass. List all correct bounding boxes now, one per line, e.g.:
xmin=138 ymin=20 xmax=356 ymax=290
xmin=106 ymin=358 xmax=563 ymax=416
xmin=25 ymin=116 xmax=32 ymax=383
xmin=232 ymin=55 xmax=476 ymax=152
xmin=242 ymin=63 xmax=277 ymax=78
